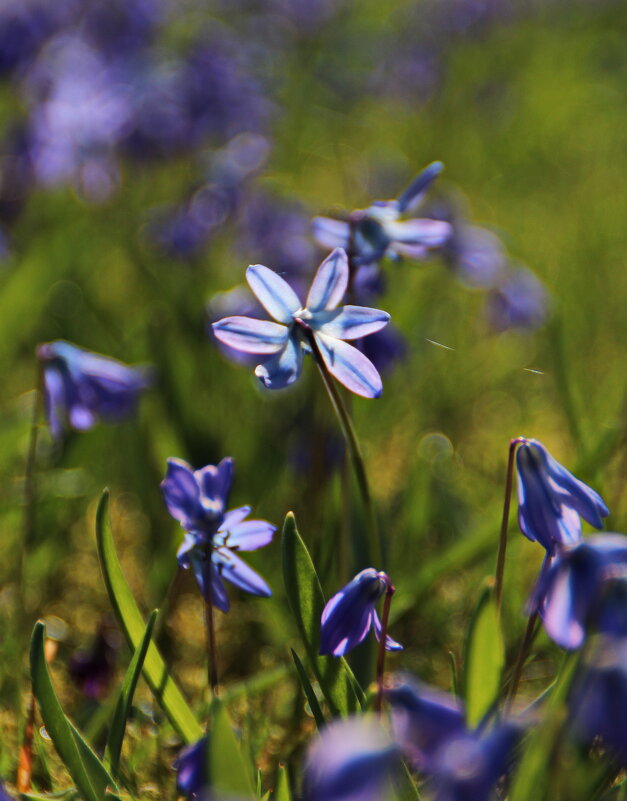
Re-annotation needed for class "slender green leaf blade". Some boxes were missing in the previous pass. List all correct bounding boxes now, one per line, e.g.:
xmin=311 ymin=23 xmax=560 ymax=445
xmin=105 ymin=609 xmax=157 ymax=778
xmin=462 ymin=582 xmax=504 ymax=728
xmin=281 ymin=512 xmax=363 ymax=716
xmin=30 ymin=622 xmax=115 ymax=801
xmin=208 ymin=699 xmax=255 ymax=799
xmin=274 ymin=764 xmax=291 ymax=801
xmin=95 ymin=490 xmax=202 ymax=744
xmin=290 ymin=649 xmax=326 ymax=730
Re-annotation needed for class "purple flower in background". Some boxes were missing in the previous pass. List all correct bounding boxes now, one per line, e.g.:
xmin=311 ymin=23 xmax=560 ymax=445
xmin=37 ymin=341 xmax=152 ymax=439
xmin=515 ymin=438 xmax=609 ymax=556
xmin=303 ymin=716 xmax=400 ymax=801
xmin=313 ymin=162 xmax=451 ymax=267
xmin=320 ymin=568 xmax=402 ymax=656
xmin=444 ymin=223 xmax=507 ymax=290
xmin=212 ymin=248 xmax=391 ymax=398
xmin=161 ymin=457 xmax=274 ymax=611
xmin=485 ymin=266 xmax=549 ymax=332
xmin=570 ymin=635 xmax=627 ymax=765
xmin=68 ymin=618 xmax=119 ymax=700
xmin=174 ymin=737 xmax=207 ymax=798
xmin=387 ymin=677 xmax=521 ymax=801
xmin=529 ymin=535 xmax=627 ymax=650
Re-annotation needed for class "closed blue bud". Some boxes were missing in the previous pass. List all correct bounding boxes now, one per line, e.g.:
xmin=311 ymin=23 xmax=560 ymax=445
xmin=515 ymin=438 xmax=609 ymax=555
xmin=319 ymin=568 xmax=402 ymax=657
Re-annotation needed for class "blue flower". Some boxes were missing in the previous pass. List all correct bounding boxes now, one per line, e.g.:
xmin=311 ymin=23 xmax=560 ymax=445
xmin=312 ymin=162 xmax=451 ymax=268
xmin=303 ymin=716 xmax=400 ymax=801
xmin=319 ymin=568 xmax=402 ymax=656
xmin=386 ymin=677 xmax=521 ymax=801
xmin=569 ymin=635 xmax=627 ymax=765
xmin=529 ymin=534 xmax=627 ymax=649
xmin=174 ymin=737 xmax=207 ymax=798
xmin=37 ymin=340 xmax=152 ymax=439
xmin=515 ymin=438 xmax=609 ymax=556
xmin=160 ymin=457 xmax=274 ymax=611
xmin=212 ymin=248 xmax=391 ymax=398
xmin=485 ymin=267 xmax=549 ymax=332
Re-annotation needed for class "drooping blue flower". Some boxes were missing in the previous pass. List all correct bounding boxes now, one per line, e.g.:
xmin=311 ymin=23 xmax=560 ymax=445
xmin=386 ymin=676 xmax=521 ymax=801
xmin=319 ymin=568 xmax=402 ymax=656
xmin=303 ymin=715 xmax=400 ymax=801
xmin=161 ymin=457 xmax=275 ymax=611
xmin=515 ymin=438 xmax=609 ymax=556
xmin=312 ymin=162 xmax=451 ymax=268
xmin=174 ymin=737 xmax=207 ymax=798
xmin=528 ymin=534 xmax=627 ymax=650
xmin=569 ymin=634 xmax=627 ymax=765
xmin=37 ymin=341 xmax=152 ymax=439
xmin=212 ymin=248 xmax=391 ymax=398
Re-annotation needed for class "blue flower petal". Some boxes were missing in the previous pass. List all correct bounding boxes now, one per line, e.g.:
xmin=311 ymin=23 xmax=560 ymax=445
xmin=246 ymin=263 xmax=301 ymax=323
xmin=191 ymin=552 xmax=230 ymax=612
xmin=215 ymin=548 xmax=272 ymax=597
xmin=176 ymin=532 xmax=199 ymax=568
xmin=220 ymin=506 xmax=251 ymax=529
xmin=161 ymin=458 xmax=201 ymax=530
xmin=223 ymin=519 xmax=276 ymax=551
xmin=312 ymin=216 xmax=350 ymax=251
xmin=396 ymin=161 xmax=444 ymax=213
xmin=42 ymin=366 xmax=66 ymax=440
xmin=371 ymin=610 xmax=404 ymax=651
xmin=195 ymin=457 xmax=233 ymax=518
xmin=542 ymin=446 xmax=610 ymax=528
xmin=314 ymin=333 xmax=383 ymax=398
xmin=255 ymin=336 xmax=303 ymax=390
xmin=320 ymin=568 xmax=387 ymax=656
xmin=312 ymin=305 xmax=390 ymax=341
xmin=305 ymin=248 xmax=349 ymax=312
xmin=212 ymin=316 xmax=289 ymax=354
xmin=385 ymin=218 xmax=451 ymax=248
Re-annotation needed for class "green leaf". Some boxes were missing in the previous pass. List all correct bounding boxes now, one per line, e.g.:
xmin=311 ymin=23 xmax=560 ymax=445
xmin=208 ymin=699 xmax=255 ymax=799
xmin=281 ymin=512 xmax=363 ymax=716
xmin=274 ymin=764 xmax=291 ymax=801
xmin=105 ymin=609 xmax=157 ymax=779
xmin=509 ymin=654 xmax=578 ymax=801
xmin=290 ymin=649 xmax=326 ymax=730
xmin=462 ymin=581 xmax=504 ymax=728
xmin=30 ymin=622 xmax=117 ymax=801
xmin=95 ymin=490 xmax=202 ymax=744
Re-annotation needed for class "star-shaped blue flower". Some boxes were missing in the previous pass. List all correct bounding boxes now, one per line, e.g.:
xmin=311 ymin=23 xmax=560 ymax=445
xmin=312 ymin=162 xmax=451 ymax=268
xmin=212 ymin=248 xmax=391 ymax=398
xmin=161 ymin=457 xmax=275 ymax=611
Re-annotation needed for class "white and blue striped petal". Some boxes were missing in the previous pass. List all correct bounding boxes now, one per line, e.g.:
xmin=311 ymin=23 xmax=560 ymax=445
xmin=312 ymin=216 xmax=350 ymax=251
xmin=246 ymin=263 xmax=301 ymax=323
xmin=396 ymin=161 xmax=444 ymax=213
xmin=314 ymin=333 xmax=383 ymax=399
xmin=212 ymin=316 xmax=288 ymax=354
xmin=255 ymin=335 xmax=304 ymax=390
xmin=305 ymin=247 xmax=349 ymax=312
xmin=312 ymin=305 xmax=390 ymax=341
xmin=215 ymin=548 xmax=272 ymax=597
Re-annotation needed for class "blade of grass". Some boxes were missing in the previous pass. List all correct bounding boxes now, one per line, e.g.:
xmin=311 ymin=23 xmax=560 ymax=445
xmin=290 ymin=649 xmax=326 ymax=730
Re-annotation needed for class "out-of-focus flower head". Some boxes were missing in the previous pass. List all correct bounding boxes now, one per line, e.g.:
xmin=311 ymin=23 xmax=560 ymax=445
xmin=485 ymin=266 xmax=549 ymax=332
xmin=37 ymin=340 xmax=152 ymax=439
xmin=320 ymin=568 xmax=402 ymax=656
xmin=212 ymin=248 xmax=391 ymax=398
xmin=174 ymin=736 xmax=207 ymax=799
xmin=313 ymin=162 xmax=451 ymax=268
xmin=386 ymin=676 xmax=521 ymax=801
xmin=80 ymin=0 xmax=163 ymax=58
xmin=161 ymin=457 xmax=274 ymax=611
xmin=569 ymin=634 xmax=627 ymax=765
xmin=528 ymin=534 xmax=627 ymax=650
xmin=0 ymin=0 xmax=74 ymax=78
xmin=515 ymin=438 xmax=609 ymax=556
xmin=443 ymin=223 xmax=507 ymax=290
xmin=68 ymin=617 xmax=119 ymax=700
xmin=303 ymin=715 xmax=400 ymax=801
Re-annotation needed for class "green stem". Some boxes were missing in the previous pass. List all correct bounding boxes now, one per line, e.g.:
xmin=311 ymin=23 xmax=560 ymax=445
xmin=495 ymin=437 xmax=525 ymax=612
xmin=375 ymin=582 xmax=395 ymax=715
xmin=299 ymin=323 xmax=382 ymax=568
xmin=203 ymin=549 xmax=219 ymax=697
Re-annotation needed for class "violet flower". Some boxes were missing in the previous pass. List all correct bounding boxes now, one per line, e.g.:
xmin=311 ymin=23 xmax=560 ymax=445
xmin=174 ymin=737 xmax=207 ymax=798
xmin=515 ymin=438 xmax=609 ymax=556
xmin=312 ymin=162 xmax=451 ymax=267
xmin=212 ymin=248 xmax=391 ymax=398
xmin=386 ymin=677 xmax=521 ymax=801
xmin=303 ymin=716 xmax=400 ymax=801
xmin=485 ymin=267 xmax=549 ymax=332
xmin=161 ymin=457 xmax=274 ymax=611
xmin=37 ymin=340 xmax=152 ymax=439
xmin=528 ymin=534 xmax=627 ymax=650
xmin=320 ymin=568 xmax=402 ymax=656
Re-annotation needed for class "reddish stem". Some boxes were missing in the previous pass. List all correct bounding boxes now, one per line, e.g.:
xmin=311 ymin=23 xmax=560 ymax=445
xmin=375 ymin=581 xmax=395 ymax=715
xmin=495 ymin=437 xmax=526 ymax=611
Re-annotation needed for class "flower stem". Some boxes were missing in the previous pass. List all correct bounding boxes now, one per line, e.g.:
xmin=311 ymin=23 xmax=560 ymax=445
xmin=495 ymin=437 xmax=525 ymax=612
xmin=375 ymin=582 xmax=395 ymax=715
xmin=505 ymin=610 xmax=540 ymax=713
xmin=299 ymin=324 xmax=382 ymax=568
xmin=203 ymin=549 xmax=219 ymax=697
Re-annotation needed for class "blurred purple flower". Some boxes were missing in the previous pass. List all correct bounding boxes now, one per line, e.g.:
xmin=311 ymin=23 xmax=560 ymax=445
xmin=320 ymin=568 xmax=402 ymax=656
xmin=0 ymin=0 xmax=74 ymax=77
xmin=80 ymin=0 xmax=162 ymax=58
xmin=161 ymin=457 xmax=274 ymax=611
xmin=387 ymin=676 xmax=521 ymax=801
xmin=529 ymin=534 xmax=627 ymax=650
xmin=313 ymin=162 xmax=451 ymax=268
xmin=303 ymin=716 xmax=400 ymax=801
xmin=444 ymin=223 xmax=507 ymax=289
xmin=570 ymin=635 xmax=627 ymax=765
xmin=516 ymin=438 xmax=609 ymax=556
xmin=485 ymin=266 xmax=549 ymax=332
xmin=212 ymin=249 xmax=391 ymax=398
xmin=37 ymin=340 xmax=152 ymax=439
xmin=68 ymin=618 xmax=119 ymax=700
xmin=175 ymin=736 xmax=207 ymax=799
